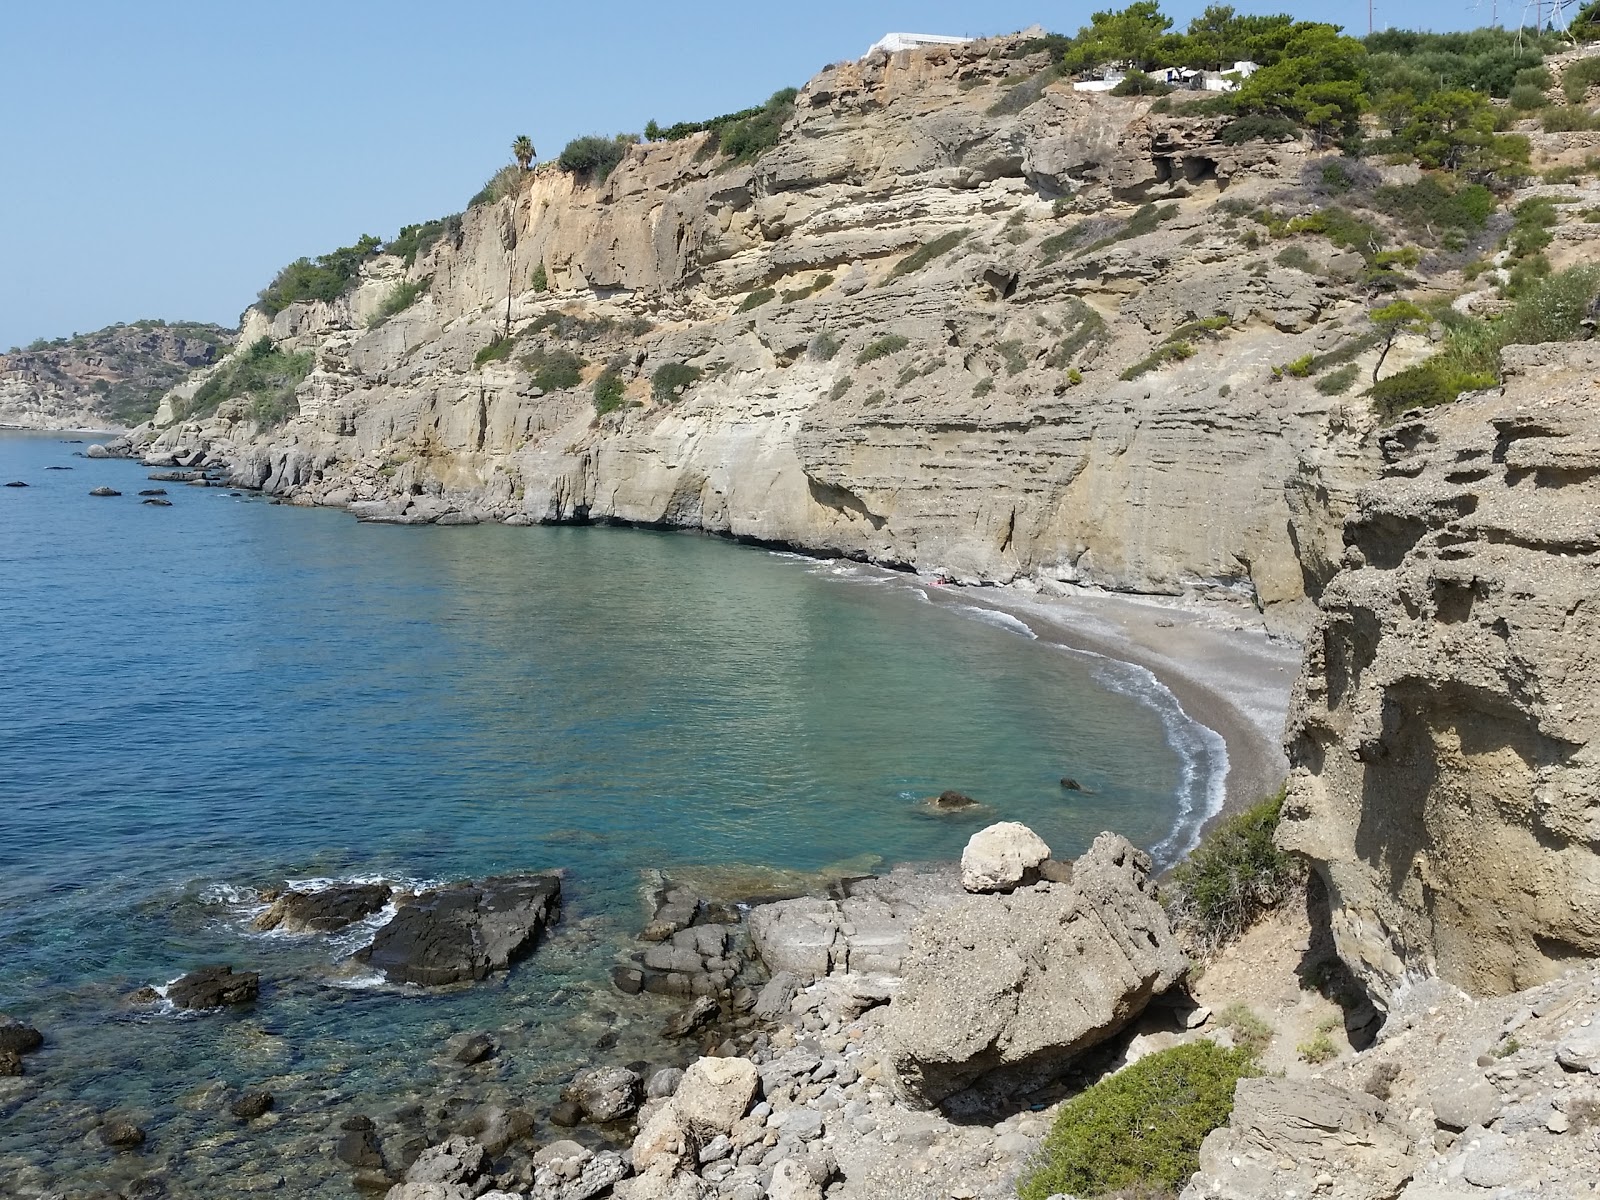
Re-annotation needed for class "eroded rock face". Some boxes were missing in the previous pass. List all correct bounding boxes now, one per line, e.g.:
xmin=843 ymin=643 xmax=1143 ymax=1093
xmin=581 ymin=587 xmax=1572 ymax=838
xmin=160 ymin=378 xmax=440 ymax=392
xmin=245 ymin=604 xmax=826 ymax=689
xmin=883 ymin=831 xmax=1186 ymax=1105
xmin=1280 ymin=346 xmax=1600 ymax=1004
xmin=355 ymin=875 xmax=561 ymax=985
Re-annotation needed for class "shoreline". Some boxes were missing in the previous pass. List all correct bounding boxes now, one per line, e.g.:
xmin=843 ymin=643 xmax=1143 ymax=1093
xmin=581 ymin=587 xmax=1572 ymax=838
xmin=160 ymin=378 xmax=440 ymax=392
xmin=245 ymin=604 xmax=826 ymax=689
xmin=916 ymin=581 xmax=1300 ymax=835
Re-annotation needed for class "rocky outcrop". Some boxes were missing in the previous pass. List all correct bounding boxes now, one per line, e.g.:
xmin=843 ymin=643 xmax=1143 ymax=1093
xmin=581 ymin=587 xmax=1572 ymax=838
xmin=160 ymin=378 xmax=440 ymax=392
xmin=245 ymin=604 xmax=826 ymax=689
xmin=1280 ymin=344 xmax=1600 ymax=1004
xmin=356 ymin=874 xmax=561 ymax=985
xmin=166 ymin=964 xmax=260 ymax=1009
xmin=959 ymin=821 xmax=1052 ymax=892
xmin=0 ymin=320 xmax=232 ymax=431
xmin=125 ymin=31 xmax=1392 ymax=635
xmin=0 ymin=1014 xmax=43 ymax=1076
xmin=253 ymin=881 xmax=393 ymax=933
xmin=884 ymin=831 xmax=1186 ymax=1105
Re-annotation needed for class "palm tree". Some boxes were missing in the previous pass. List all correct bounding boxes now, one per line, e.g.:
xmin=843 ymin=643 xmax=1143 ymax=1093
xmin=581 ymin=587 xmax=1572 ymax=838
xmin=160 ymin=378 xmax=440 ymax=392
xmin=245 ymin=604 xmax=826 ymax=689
xmin=512 ymin=135 xmax=536 ymax=170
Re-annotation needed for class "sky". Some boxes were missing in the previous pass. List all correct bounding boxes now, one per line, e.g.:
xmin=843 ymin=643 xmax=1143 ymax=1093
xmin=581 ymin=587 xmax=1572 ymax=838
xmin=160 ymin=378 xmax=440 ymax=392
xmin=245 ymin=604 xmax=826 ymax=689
xmin=1 ymin=0 xmax=1526 ymax=350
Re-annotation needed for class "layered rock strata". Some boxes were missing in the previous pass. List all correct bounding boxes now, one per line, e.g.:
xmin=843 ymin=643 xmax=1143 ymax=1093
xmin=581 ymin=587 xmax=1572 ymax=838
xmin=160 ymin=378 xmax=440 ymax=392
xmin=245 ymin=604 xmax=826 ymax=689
xmin=1280 ymin=343 xmax=1600 ymax=1004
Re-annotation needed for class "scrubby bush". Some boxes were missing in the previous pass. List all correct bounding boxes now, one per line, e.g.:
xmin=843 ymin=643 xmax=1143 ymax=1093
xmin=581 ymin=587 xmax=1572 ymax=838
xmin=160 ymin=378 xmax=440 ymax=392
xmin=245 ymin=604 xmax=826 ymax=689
xmin=469 ymin=164 xmax=525 ymax=208
xmin=1275 ymin=245 xmax=1319 ymax=273
xmin=808 ymin=330 xmax=840 ymax=361
xmin=557 ymin=134 xmax=635 ymax=181
xmin=176 ymin=336 xmax=311 ymax=427
xmin=736 ymin=288 xmax=775 ymax=313
xmin=368 ymin=277 xmax=430 ymax=329
xmin=1111 ymin=68 xmax=1173 ymax=96
xmin=885 ymin=229 xmax=969 ymax=282
xmin=258 ymin=235 xmax=382 ymax=316
xmin=1314 ymin=362 xmax=1361 ymax=394
xmin=650 ymin=361 xmax=702 ymax=402
xmin=1509 ymin=83 xmax=1548 ymax=111
xmin=1542 ymin=106 xmax=1600 ymax=132
xmin=1372 ymin=177 xmax=1495 ymax=237
xmin=474 ymin=335 xmax=516 ymax=368
xmin=386 ymin=216 xmax=462 ymax=268
xmin=592 ymin=368 xmax=627 ymax=415
xmin=856 ymin=333 xmax=910 ymax=365
xmin=531 ymin=262 xmax=549 ymax=293
xmin=521 ymin=346 xmax=584 ymax=392
xmin=1017 ymin=1042 xmax=1260 ymax=1200
xmin=1165 ymin=785 xmax=1302 ymax=952
xmin=1217 ymin=1004 xmax=1274 ymax=1057
xmin=717 ymin=88 xmax=798 ymax=162
xmin=1562 ymin=57 xmax=1600 ymax=104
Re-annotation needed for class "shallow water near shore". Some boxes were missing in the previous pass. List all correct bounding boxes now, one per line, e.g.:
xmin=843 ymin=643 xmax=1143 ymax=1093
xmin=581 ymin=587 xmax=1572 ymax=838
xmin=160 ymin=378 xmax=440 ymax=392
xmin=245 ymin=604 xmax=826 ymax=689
xmin=0 ymin=430 xmax=1222 ymax=1195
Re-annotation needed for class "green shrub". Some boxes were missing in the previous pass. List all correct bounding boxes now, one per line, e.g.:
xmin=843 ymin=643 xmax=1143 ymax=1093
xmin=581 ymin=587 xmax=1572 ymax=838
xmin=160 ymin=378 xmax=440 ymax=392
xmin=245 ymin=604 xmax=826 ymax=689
xmin=1509 ymin=83 xmax=1549 ymax=111
xmin=521 ymin=346 xmax=584 ymax=392
xmin=175 ymin=336 xmax=311 ymax=427
xmin=828 ymin=376 xmax=853 ymax=401
xmin=474 ymin=335 xmax=516 ymax=368
xmin=1046 ymin=299 xmax=1109 ymax=367
xmin=651 ymin=361 xmax=702 ymax=402
xmin=368 ymin=277 xmax=430 ymax=329
xmin=1315 ymin=362 xmax=1361 ymax=394
xmin=1111 ymin=69 xmax=1172 ymax=96
xmin=972 ymin=377 xmax=994 ymax=397
xmin=1275 ymin=245 xmax=1319 ymax=273
xmin=1217 ymin=1004 xmax=1275 ymax=1058
xmin=386 ymin=216 xmax=462 ymax=268
xmin=531 ymin=262 xmax=549 ymax=293
xmin=1563 ymin=57 xmax=1600 ymax=104
xmin=987 ymin=72 xmax=1054 ymax=117
xmin=1086 ymin=203 xmax=1178 ymax=253
xmin=258 ymin=235 xmax=381 ymax=316
xmin=1217 ymin=114 xmax=1300 ymax=145
xmin=1166 ymin=786 xmax=1302 ymax=951
xmin=1543 ymin=106 xmax=1600 ymax=132
xmin=809 ymin=331 xmax=840 ymax=361
xmin=469 ymin=164 xmax=525 ymax=208
xmin=1120 ymin=340 xmax=1195 ymax=380
xmin=1373 ymin=177 xmax=1496 ymax=237
xmin=592 ymin=368 xmax=627 ymax=414
xmin=1040 ymin=224 xmax=1090 ymax=262
xmin=717 ymin=88 xmax=798 ymax=162
xmin=856 ymin=333 xmax=910 ymax=365
xmin=1017 ymin=1042 xmax=1260 ymax=1200
xmin=736 ymin=288 xmax=775 ymax=313
xmin=557 ymin=134 xmax=635 ymax=181
xmin=1282 ymin=353 xmax=1315 ymax=378
xmin=885 ymin=229 xmax=968 ymax=282
xmin=781 ymin=273 xmax=834 ymax=303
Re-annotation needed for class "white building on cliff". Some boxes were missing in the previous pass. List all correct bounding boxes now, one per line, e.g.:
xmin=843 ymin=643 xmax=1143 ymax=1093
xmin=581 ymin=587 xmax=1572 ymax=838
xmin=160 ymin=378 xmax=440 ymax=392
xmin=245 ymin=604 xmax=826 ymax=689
xmin=865 ymin=32 xmax=972 ymax=57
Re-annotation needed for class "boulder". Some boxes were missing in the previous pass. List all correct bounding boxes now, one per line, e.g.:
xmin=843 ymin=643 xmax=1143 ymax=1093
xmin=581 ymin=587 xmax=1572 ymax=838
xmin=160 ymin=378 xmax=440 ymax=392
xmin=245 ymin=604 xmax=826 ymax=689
xmin=564 ymin=1150 xmax=630 ymax=1200
xmin=0 ymin=1015 xmax=43 ymax=1056
xmin=3 ymin=480 xmax=26 ymax=487
xmin=926 ymin=789 xmax=978 ymax=810
xmin=647 ymin=1067 xmax=684 ymax=1099
xmin=451 ymin=1032 xmax=497 ymax=1065
xmin=88 ymin=486 xmax=121 ymax=497
xmin=662 ymin=995 xmax=719 ymax=1039
xmin=403 ymin=1135 xmax=485 ymax=1186
xmin=166 ymin=965 xmax=259 ymax=1009
xmin=884 ymin=833 xmax=1186 ymax=1105
xmin=754 ymin=971 xmax=801 ymax=1020
xmin=1180 ymin=1078 xmax=1415 ymax=1200
xmin=100 ymin=1120 xmax=146 ymax=1149
xmin=563 ymin=1065 xmax=642 ymax=1122
xmin=231 ymin=1090 xmax=274 ymax=1120
xmin=673 ymin=1056 xmax=758 ymax=1135
xmin=254 ymin=882 xmax=393 ymax=934
xmin=960 ymin=821 xmax=1051 ymax=893
xmin=355 ymin=875 xmax=560 ymax=986
xmin=768 ymin=1159 xmax=823 ymax=1200
xmin=85 ymin=443 xmax=113 ymax=458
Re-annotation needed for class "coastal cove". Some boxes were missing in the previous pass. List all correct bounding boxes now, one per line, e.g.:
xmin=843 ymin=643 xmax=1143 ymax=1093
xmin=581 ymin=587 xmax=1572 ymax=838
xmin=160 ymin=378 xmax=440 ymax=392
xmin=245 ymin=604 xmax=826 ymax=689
xmin=0 ymin=429 xmax=1281 ymax=1196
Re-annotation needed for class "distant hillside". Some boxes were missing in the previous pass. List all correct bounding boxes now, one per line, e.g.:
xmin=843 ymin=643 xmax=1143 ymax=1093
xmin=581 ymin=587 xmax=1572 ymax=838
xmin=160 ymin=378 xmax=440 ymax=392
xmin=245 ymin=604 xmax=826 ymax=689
xmin=0 ymin=319 xmax=235 ymax=431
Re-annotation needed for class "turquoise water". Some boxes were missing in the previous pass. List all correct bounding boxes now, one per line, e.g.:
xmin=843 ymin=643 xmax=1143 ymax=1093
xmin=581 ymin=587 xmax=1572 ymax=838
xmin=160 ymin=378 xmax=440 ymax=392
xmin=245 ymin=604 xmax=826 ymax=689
xmin=0 ymin=430 xmax=1219 ymax=1196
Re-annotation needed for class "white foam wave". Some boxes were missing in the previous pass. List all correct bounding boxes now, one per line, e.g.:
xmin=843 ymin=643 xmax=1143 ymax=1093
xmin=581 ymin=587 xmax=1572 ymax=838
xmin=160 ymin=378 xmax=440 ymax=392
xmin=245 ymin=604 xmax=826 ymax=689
xmin=952 ymin=605 xmax=1039 ymax=640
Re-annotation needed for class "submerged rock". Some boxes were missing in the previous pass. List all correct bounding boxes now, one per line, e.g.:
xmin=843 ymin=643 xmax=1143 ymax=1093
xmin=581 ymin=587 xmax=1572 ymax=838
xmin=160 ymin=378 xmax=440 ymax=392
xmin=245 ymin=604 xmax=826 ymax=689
xmin=355 ymin=875 xmax=561 ymax=986
xmin=100 ymin=1119 xmax=147 ymax=1149
xmin=562 ymin=1065 xmax=642 ymax=1123
xmin=0 ymin=1015 xmax=43 ymax=1056
xmin=141 ymin=498 xmax=172 ymax=506
xmin=254 ymin=882 xmax=393 ymax=934
xmin=3 ymin=480 xmax=27 ymax=487
xmin=662 ymin=995 xmax=719 ymax=1039
xmin=925 ymin=789 xmax=979 ymax=810
xmin=88 ymin=486 xmax=121 ymax=497
xmin=167 ymin=965 xmax=260 ymax=1010
xmin=885 ymin=831 xmax=1186 ymax=1105
xmin=230 ymin=1090 xmax=274 ymax=1120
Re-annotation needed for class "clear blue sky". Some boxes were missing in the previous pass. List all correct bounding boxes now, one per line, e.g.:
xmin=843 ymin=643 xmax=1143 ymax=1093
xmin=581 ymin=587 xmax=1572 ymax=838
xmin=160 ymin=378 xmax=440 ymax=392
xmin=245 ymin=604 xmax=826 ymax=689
xmin=2 ymin=0 xmax=1510 ymax=350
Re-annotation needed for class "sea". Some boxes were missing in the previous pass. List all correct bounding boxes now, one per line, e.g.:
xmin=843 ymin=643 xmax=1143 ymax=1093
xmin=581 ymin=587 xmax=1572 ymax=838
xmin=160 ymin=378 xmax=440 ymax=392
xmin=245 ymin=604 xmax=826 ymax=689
xmin=0 ymin=428 xmax=1225 ymax=1196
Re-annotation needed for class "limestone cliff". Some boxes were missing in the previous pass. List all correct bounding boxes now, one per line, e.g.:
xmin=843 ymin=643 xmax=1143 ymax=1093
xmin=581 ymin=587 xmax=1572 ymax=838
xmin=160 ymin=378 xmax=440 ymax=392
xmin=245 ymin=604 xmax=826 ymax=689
xmin=0 ymin=320 xmax=233 ymax=431
xmin=124 ymin=33 xmax=1404 ymax=632
xmin=1280 ymin=341 xmax=1600 ymax=1004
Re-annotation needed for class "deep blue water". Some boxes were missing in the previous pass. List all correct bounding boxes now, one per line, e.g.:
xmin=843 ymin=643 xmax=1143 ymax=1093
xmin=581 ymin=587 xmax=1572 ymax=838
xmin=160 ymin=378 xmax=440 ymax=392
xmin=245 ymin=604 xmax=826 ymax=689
xmin=0 ymin=429 xmax=1220 ymax=1196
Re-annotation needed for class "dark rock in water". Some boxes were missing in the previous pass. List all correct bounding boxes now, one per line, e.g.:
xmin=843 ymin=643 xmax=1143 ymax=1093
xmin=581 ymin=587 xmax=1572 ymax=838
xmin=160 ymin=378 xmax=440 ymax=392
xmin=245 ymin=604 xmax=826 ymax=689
xmin=166 ymin=965 xmax=260 ymax=1010
xmin=126 ymin=985 xmax=162 ymax=1006
xmin=662 ymin=994 xmax=719 ymax=1039
xmin=88 ymin=486 xmax=121 ymax=497
xmin=698 ymin=898 xmax=743 ymax=925
xmin=137 ymin=488 xmax=167 ymax=496
xmin=593 ymin=1029 xmax=619 ymax=1051
xmin=349 ymin=1169 xmax=394 ymax=1193
xmin=548 ymin=1100 xmax=582 ymax=1128
xmin=0 ymin=1049 xmax=21 ymax=1076
xmin=340 ymin=1114 xmax=377 ymax=1132
xmin=3 ymin=480 xmax=27 ymax=487
xmin=0 ymin=1014 xmax=44 ymax=1056
xmin=927 ymin=789 xmax=978 ymax=810
xmin=100 ymin=1120 xmax=147 ymax=1149
xmin=147 ymin=470 xmax=197 ymax=482
xmin=334 ymin=1125 xmax=383 ymax=1169
xmin=122 ymin=1174 xmax=168 ymax=1199
xmin=253 ymin=882 xmax=393 ymax=934
xmin=231 ymin=1090 xmax=274 ymax=1120
xmin=229 ymin=491 xmax=243 ymax=497
xmin=611 ymin=966 xmax=644 ymax=995
xmin=355 ymin=875 xmax=561 ymax=986
xmin=141 ymin=498 xmax=172 ymax=507
xmin=1060 ymin=777 xmax=1084 ymax=791
xmin=453 ymin=1033 xmax=497 ymax=1065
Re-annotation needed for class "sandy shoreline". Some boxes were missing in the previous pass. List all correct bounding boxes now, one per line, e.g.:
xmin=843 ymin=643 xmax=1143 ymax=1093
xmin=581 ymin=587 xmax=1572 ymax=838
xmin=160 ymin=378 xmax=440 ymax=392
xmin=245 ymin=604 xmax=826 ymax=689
xmin=916 ymin=581 xmax=1302 ymax=833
